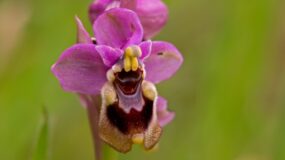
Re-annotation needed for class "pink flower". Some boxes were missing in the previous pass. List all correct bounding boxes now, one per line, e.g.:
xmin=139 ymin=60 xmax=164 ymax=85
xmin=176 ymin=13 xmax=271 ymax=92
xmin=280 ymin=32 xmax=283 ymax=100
xmin=89 ymin=0 xmax=168 ymax=39
xmin=51 ymin=8 xmax=182 ymax=153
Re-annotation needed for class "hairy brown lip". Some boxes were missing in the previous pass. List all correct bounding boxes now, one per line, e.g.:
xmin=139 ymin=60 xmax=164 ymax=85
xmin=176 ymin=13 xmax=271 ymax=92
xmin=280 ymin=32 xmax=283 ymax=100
xmin=106 ymin=96 xmax=153 ymax=134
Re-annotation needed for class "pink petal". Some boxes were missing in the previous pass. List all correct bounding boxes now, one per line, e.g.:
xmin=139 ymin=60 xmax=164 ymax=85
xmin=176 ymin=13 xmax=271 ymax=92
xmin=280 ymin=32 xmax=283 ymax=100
xmin=144 ymin=41 xmax=183 ymax=84
xmin=120 ymin=0 xmax=137 ymax=9
xmin=51 ymin=44 xmax=108 ymax=95
xmin=90 ymin=0 xmax=167 ymax=39
xmin=139 ymin=40 xmax=152 ymax=60
xmin=135 ymin=0 xmax=168 ymax=39
xmin=89 ymin=0 xmax=117 ymax=24
xmin=96 ymin=45 xmax=123 ymax=67
xmin=93 ymin=8 xmax=143 ymax=49
xmin=75 ymin=16 xmax=92 ymax=44
xmin=156 ymin=96 xmax=175 ymax=127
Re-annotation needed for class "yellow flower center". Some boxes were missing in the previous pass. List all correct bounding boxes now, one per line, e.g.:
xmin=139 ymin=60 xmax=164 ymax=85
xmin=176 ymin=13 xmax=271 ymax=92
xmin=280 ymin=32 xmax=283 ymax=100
xmin=123 ymin=46 xmax=142 ymax=72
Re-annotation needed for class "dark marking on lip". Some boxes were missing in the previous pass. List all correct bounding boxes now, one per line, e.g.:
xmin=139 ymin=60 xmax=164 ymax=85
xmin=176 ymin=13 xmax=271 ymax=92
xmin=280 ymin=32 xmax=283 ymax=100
xmin=106 ymin=97 xmax=153 ymax=134
xmin=114 ymin=69 xmax=143 ymax=95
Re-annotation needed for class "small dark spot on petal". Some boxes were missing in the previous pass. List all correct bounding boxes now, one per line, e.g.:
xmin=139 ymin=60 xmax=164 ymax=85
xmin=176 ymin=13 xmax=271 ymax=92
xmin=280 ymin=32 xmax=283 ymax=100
xmin=157 ymin=52 xmax=164 ymax=56
xmin=91 ymin=37 xmax=97 ymax=44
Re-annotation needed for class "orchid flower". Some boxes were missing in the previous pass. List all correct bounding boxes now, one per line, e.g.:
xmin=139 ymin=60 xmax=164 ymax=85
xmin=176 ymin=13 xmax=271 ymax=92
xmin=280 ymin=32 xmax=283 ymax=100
xmin=51 ymin=8 xmax=183 ymax=153
xmin=89 ymin=0 xmax=168 ymax=39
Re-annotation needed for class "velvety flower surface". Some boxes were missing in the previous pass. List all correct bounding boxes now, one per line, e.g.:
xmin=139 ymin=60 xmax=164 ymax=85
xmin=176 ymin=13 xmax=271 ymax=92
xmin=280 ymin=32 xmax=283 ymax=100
xmin=52 ymin=8 xmax=182 ymax=153
xmin=89 ymin=0 xmax=168 ymax=39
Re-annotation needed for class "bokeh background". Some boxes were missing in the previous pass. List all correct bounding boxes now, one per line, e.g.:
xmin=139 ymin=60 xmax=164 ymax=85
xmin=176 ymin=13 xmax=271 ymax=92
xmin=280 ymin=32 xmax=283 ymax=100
xmin=1 ymin=0 xmax=285 ymax=159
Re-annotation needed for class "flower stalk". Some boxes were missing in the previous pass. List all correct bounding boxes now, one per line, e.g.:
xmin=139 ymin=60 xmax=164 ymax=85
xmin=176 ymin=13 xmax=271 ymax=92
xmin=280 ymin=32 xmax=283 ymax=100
xmin=82 ymin=95 xmax=102 ymax=160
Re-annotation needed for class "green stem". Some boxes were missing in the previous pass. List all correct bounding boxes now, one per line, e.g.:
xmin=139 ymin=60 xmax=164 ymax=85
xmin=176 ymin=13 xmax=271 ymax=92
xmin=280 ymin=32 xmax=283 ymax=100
xmin=86 ymin=95 xmax=102 ymax=160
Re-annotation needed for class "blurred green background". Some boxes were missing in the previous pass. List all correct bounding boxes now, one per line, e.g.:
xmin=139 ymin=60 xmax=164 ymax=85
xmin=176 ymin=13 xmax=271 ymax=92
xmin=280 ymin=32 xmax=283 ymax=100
xmin=1 ymin=0 xmax=285 ymax=159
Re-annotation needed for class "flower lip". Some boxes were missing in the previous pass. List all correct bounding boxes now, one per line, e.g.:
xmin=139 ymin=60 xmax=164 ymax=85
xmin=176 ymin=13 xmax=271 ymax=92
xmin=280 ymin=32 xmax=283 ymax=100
xmin=114 ymin=69 xmax=143 ymax=95
xmin=106 ymin=96 xmax=153 ymax=134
